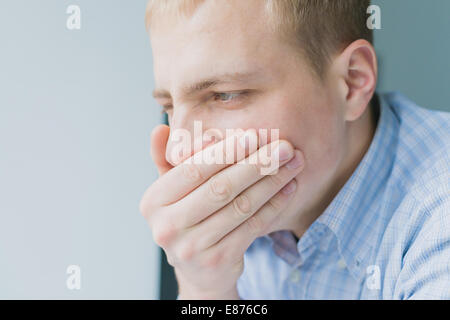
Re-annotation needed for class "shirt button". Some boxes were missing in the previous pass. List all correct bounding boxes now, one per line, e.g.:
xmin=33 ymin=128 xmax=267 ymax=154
xmin=289 ymin=269 xmax=301 ymax=283
xmin=337 ymin=258 xmax=347 ymax=269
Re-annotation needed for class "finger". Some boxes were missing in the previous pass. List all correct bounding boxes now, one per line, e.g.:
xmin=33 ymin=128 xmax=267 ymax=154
xmin=187 ymin=150 xmax=304 ymax=250
xmin=147 ymin=129 xmax=260 ymax=207
xmin=200 ymin=178 xmax=299 ymax=267
xmin=150 ymin=124 xmax=173 ymax=176
xmin=170 ymin=129 xmax=219 ymax=165
xmin=170 ymin=139 xmax=295 ymax=228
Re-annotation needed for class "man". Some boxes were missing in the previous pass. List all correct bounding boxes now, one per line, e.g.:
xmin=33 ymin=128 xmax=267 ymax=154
xmin=140 ymin=0 xmax=450 ymax=299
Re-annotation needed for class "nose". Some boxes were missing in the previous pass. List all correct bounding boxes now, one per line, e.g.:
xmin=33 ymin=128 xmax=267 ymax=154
xmin=165 ymin=113 xmax=226 ymax=166
xmin=165 ymin=108 xmax=192 ymax=166
xmin=165 ymin=106 xmax=218 ymax=166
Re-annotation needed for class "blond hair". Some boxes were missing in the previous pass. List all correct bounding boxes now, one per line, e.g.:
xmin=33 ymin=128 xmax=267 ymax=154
xmin=145 ymin=0 xmax=372 ymax=77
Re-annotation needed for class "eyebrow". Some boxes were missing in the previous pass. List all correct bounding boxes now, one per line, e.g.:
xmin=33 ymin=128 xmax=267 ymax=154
xmin=152 ymin=71 xmax=261 ymax=100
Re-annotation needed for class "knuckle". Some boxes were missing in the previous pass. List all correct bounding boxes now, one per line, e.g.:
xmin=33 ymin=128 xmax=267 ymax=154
xmin=139 ymin=196 xmax=153 ymax=218
xmin=139 ymin=199 xmax=148 ymax=218
xmin=208 ymin=174 xmax=233 ymax=202
xmin=201 ymin=251 xmax=223 ymax=269
xmin=181 ymin=163 xmax=202 ymax=182
xmin=139 ymin=185 xmax=159 ymax=219
xmin=175 ymin=240 xmax=196 ymax=263
xmin=232 ymin=194 xmax=252 ymax=218
xmin=152 ymin=219 xmax=177 ymax=247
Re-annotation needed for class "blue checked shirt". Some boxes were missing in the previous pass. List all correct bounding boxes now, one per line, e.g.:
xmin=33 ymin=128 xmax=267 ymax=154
xmin=237 ymin=92 xmax=450 ymax=299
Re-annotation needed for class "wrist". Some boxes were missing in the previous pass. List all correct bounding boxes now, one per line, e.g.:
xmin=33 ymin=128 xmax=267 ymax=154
xmin=178 ymin=286 xmax=240 ymax=300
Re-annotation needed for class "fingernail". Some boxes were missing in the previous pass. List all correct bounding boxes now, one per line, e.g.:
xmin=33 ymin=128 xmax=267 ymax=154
xmin=281 ymin=179 xmax=297 ymax=195
xmin=273 ymin=141 xmax=293 ymax=162
xmin=286 ymin=151 xmax=303 ymax=170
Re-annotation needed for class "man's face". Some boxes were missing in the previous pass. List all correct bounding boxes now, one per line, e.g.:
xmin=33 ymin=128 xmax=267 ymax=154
xmin=150 ymin=0 xmax=349 ymax=228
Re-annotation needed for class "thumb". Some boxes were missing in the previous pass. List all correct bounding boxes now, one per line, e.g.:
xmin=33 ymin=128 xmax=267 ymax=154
xmin=150 ymin=124 xmax=173 ymax=176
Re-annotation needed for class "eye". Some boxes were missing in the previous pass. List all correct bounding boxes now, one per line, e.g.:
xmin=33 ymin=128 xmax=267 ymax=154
xmin=213 ymin=92 xmax=242 ymax=102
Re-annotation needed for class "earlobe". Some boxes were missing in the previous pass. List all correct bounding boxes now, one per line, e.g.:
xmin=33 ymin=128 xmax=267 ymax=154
xmin=338 ymin=40 xmax=378 ymax=122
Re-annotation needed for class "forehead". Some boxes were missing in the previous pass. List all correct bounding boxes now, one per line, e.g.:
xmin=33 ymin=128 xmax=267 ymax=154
xmin=149 ymin=0 xmax=284 ymax=92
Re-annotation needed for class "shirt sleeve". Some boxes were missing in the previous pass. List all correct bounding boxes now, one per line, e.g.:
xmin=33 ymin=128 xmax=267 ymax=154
xmin=395 ymin=194 xmax=450 ymax=299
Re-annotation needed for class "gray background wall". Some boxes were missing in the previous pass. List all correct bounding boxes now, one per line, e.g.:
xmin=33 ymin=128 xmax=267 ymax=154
xmin=373 ymin=0 xmax=450 ymax=111
xmin=0 ymin=0 xmax=449 ymax=299
xmin=0 ymin=0 xmax=160 ymax=299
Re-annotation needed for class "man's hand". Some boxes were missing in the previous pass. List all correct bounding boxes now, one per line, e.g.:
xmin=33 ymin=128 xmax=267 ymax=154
xmin=140 ymin=125 xmax=305 ymax=299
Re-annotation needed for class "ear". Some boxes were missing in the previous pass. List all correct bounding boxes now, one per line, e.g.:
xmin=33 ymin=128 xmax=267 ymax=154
xmin=334 ymin=39 xmax=378 ymax=121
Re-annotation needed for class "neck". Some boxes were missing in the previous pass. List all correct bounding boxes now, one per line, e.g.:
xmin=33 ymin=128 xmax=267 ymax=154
xmin=292 ymin=98 xmax=379 ymax=239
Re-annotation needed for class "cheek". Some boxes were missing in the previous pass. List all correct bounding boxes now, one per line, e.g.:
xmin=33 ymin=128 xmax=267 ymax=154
xmin=295 ymin=111 xmax=346 ymax=208
xmin=268 ymin=94 xmax=346 ymax=183
xmin=304 ymin=105 xmax=343 ymax=160
xmin=193 ymin=108 xmax=281 ymax=146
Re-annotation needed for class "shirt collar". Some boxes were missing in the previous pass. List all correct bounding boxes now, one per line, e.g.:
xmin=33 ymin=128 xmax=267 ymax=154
xmin=316 ymin=92 xmax=400 ymax=279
